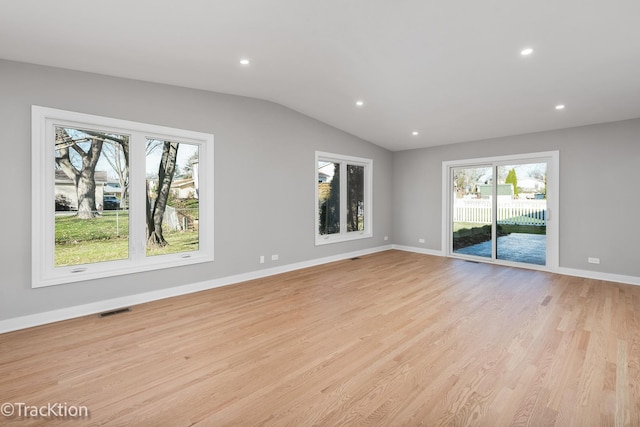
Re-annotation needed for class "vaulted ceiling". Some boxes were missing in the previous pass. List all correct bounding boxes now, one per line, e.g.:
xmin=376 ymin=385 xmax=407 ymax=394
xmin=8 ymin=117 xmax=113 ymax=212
xmin=2 ymin=0 xmax=640 ymax=151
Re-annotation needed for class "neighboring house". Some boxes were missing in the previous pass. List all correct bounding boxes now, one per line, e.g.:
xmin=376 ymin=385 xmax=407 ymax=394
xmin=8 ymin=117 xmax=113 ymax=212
xmin=55 ymin=170 xmax=108 ymax=211
xmin=518 ymin=177 xmax=545 ymax=193
xmin=103 ymin=182 xmax=123 ymax=196
xmin=318 ymin=172 xmax=330 ymax=183
xmin=170 ymin=177 xmax=197 ymax=199
xmin=478 ymin=183 xmax=513 ymax=201
xmin=191 ymin=160 xmax=199 ymax=199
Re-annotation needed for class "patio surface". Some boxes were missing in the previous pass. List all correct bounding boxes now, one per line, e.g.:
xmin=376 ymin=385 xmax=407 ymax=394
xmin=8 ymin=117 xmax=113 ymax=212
xmin=454 ymin=232 xmax=546 ymax=265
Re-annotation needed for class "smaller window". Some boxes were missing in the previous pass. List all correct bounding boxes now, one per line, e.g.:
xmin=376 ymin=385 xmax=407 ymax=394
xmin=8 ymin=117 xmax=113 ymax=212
xmin=316 ymin=152 xmax=372 ymax=245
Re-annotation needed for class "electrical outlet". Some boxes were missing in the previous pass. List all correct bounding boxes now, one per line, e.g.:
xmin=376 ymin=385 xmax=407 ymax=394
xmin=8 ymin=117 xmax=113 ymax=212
xmin=588 ymin=257 xmax=600 ymax=264
xmin=384 ymin=236 xmax=389 ymax=241
xmin=418 ymin=238 xmax=425 ymax=244
xmin=271 ymin=254 xmax=279 ymax=261
xmin=260 ymin=255 xmax=265 ymax=264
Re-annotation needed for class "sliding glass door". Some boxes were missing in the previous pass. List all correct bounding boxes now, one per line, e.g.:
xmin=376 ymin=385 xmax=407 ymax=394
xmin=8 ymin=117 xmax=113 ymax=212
xmin=445 ymin=152 xmax=558 ymax=271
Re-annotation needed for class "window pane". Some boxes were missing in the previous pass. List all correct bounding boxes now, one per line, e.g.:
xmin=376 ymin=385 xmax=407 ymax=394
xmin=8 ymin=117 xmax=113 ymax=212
xmin=318 ymin=161 xmax=340 ymax=235
xmin=347 ymin=164 xmax=365 ymax=232
xmin=146 ymin=140 xmax=200 ymax=256
xmin=452 ymin=166 xmax=492 ymax=258
xmin=54 ymin=126 xmax=129 ymax=267
xmin=496 ymin=162 xmax=547 ymax=265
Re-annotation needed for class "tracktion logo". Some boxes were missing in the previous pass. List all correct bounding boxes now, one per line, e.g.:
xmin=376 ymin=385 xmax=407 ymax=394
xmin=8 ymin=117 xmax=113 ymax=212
xmin=2 ymin=402 xmax=89 ymax=419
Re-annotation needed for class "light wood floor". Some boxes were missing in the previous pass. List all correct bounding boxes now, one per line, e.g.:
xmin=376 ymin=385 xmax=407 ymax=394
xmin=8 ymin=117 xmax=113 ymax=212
xmin=1 ymin=250 xmax=639 ymax=426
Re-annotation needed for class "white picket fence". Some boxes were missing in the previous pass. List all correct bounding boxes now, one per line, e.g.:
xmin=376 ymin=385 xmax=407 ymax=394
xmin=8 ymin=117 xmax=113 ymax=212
xmin=454 ymin=199 xmax=547 ymax=226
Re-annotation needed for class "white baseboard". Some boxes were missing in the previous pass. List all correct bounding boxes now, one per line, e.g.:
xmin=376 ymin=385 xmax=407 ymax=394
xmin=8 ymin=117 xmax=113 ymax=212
xmin=391 ymin=244 xmax=444 ymax=257
xmin=391 ymin=244 xmax=640 ymax=287
xmin=0 ymin=245 xmax=393 ymax=334
xmin=557 ymin=267 xmax=640 ymax=287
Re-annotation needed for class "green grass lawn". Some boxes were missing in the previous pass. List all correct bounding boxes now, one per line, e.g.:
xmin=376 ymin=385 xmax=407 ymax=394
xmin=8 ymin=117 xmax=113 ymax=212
xmin=55 ymin=237 xmax=130 ymax=266
xmin=55 ymin=211 xmax=129 ymax=244
xmin=55 ymin=211 xmax=198 ymax=266
xmin=145 ymin=231 xmax=199 ymax=257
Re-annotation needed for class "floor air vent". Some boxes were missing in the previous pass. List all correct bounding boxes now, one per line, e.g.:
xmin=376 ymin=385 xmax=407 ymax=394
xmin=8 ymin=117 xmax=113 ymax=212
xmin=351 ymin=257 xmax=360 ymax=260
xmin=98 ymin=307 xmax=131 ymax=318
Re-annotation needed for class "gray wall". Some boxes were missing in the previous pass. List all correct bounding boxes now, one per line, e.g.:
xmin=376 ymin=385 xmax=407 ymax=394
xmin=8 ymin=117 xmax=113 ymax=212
xmin=2 ymin=58 xmax=639 ymax=323
xmin=0 ymin=60 xmax=393 ymax=321
xmin=393 ymin=119 xmax=640 ymax=277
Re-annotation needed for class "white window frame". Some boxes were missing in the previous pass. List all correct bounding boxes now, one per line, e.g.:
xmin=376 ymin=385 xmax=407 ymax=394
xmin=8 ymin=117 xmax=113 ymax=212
xmin=315 ymin=151 xmax=373 ymax=245
xmin=32 ymin=106 xmax=214 ymax=288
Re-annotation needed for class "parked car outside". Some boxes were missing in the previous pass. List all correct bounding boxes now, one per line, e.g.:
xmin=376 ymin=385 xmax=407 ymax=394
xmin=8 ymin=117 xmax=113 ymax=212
xmin=103 ymin=195 xmax=120 ymax=210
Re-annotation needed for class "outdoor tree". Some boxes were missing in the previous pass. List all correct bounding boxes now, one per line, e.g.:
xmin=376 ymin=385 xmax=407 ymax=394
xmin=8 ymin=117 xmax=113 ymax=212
xmin=182 ymin=151 xmax=199 ymax=179
xmin=55 ymin=127 xmax=104 ymax=219
xmin=101 ymin=139 xmax=129 ymax=208
xmin=453 ymin=168 xmax=484 ymax=197
xmin=146 ymin=141 xmax=180 ymax=247
xmin=347 ymin=165 xmax=364 ymax=231
xmin=529 ymin=163 xmax=547 ymax=197
xmin=319 ymin=163 xmax=340 ymax=234
xmin=55 ymin=127 xmax=130 ymax=219
xmin=529 ymin=164 xmax=546 ymax=181
xmin=505 ymin=168 xmax=519 ymax=198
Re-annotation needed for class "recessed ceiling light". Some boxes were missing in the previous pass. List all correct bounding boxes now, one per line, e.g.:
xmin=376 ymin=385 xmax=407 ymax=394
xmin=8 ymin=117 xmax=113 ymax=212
xmin=520 ymin=48 xmax=534 ymax=56
xmin=239 ymin=58 xmax=250 ymax=65
xmin=412 ymin=131 xmax=419 ymax=136
xmin=355 ymin=100 xmax=364 ymax=107
xmin=555 ymin=104 xmax=565 ymax=110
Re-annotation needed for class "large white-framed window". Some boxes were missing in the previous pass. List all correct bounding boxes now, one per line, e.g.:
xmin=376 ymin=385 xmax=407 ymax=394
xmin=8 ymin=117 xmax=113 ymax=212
xmin=32 ymin=106 xmax=214 ymax=288
xmin=315 ymin=151 xmax=372 ymax=245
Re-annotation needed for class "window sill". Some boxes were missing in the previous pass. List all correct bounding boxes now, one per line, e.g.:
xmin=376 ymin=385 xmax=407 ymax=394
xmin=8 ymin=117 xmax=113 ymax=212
xmin=315 ymin=232 xmax=372 ymax=246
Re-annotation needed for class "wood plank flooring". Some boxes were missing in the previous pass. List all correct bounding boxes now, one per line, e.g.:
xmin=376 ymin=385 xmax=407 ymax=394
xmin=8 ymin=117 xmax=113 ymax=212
xmin=1 ymin=250 xmax=639 ymax=426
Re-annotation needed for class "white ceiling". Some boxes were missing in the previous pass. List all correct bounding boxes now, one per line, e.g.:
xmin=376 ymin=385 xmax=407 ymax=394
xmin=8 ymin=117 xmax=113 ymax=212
xmin=2 ymin=0 xmax=640 ymax=151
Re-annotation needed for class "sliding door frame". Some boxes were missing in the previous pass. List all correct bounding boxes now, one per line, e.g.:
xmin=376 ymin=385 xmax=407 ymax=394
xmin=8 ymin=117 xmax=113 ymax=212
xmin=442 ymin=151 xmax=559 ymax=272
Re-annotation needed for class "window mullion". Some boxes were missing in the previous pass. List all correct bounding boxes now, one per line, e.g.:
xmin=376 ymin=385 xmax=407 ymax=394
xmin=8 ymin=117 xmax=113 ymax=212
xmin=340 ymin=162 xmax=347 ymax=235
xmin=492 ymin=165 xmax=498 ymax=261
xmin=129 ymin=133 xmax=147 ymax=261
